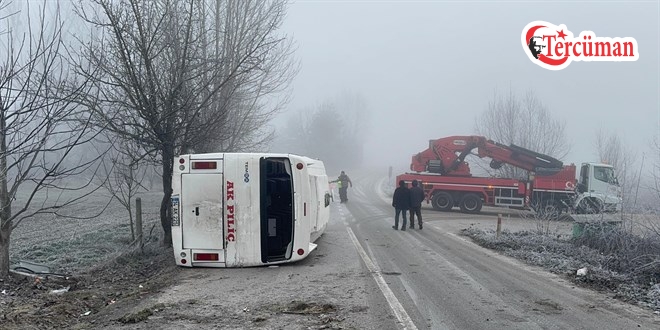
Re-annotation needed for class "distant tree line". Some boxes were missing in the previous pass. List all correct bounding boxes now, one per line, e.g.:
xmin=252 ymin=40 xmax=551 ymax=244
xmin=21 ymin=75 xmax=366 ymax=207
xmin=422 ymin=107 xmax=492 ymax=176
xmin=275 ymin=91 xmax=370 ymax=175
xmin=474 ymin=88 xmax=570 ymax=179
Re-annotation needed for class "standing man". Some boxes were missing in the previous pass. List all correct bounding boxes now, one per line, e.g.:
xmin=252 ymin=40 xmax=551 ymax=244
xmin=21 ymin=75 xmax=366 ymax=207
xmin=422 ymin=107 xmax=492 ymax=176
xmin=409 ymin=180 xmax=424 ymax=229
xmin=392 ymin=180 xmax=411 ymax=231
xmin=332 ymin=171 xmax=353 ymax=203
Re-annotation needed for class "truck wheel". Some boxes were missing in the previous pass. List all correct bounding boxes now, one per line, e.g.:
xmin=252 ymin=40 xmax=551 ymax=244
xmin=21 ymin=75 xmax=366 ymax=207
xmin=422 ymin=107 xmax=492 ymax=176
xmin=432 ymin=191 xmax=454 ymax=211
xmin=537 ymin=199 xmax=561 ymax=219
xmin=459 ymin=194 xmax=482 ymax=214
xmin=577 ymin=198 xmax=602 ymax=214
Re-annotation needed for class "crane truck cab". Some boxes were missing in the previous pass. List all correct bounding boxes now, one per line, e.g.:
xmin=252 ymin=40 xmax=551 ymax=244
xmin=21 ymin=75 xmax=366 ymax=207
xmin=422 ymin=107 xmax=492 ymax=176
xmin=574 ymin=162 xmax=622 ymax=214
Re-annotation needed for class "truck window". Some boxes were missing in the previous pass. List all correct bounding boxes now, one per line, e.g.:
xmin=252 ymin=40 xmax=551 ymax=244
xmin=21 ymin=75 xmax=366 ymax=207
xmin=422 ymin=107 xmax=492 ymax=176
xmin=593 ymin=166 xmax=615 ymax=183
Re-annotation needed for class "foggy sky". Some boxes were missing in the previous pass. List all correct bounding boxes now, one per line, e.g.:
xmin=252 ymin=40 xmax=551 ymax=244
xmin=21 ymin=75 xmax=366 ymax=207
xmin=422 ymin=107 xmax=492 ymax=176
xmin=278 ymin=0 xmax=659 ymax=173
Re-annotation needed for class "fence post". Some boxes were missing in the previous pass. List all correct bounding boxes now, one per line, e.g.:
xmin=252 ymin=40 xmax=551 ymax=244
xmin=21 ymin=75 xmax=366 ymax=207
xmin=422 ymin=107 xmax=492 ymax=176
xmin=496 ymin=214 xmax=502 ymax=238
xmin=136 ymin=197 xmax=143 ymax=253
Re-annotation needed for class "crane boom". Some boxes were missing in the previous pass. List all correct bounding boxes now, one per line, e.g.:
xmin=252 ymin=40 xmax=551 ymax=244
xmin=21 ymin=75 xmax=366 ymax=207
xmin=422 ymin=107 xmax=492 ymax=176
xmin=410 ymin=135 xmax=564 ymax=176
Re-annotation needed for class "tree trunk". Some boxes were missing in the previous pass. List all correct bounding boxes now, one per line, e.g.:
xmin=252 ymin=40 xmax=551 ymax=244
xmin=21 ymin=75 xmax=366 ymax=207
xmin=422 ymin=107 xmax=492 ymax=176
xmin=0 ymin=103 xmax=11 ymax=278
xmin=129 ymin=203 xmax=135 ymax=242
xmin=160 ymin=146 xmax=174 ymax=247
xmin=0 ymin=224 xmax=11 ymax=279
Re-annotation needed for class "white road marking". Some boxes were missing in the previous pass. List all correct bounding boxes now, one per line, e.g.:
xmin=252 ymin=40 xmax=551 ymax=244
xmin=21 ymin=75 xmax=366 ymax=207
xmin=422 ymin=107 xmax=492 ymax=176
xmin=377 ymin=177 xmax=391 ymax=204
xmin=398 ymin=273 xmax=449 ymax=329
xmin=346 ymin=225 xmax=418 ymax=330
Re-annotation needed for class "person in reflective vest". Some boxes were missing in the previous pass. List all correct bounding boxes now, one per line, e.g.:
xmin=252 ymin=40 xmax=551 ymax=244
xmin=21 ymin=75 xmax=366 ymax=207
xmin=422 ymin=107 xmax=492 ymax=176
xmin=331 ymin=171 xmax=353 ymax=203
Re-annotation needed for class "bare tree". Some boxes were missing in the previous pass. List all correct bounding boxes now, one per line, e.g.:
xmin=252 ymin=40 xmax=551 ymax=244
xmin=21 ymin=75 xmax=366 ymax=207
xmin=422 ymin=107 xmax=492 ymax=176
xmin=276 ymin=109 xmax=308 ymax=154
xmin=274 ymin=91 xmax=370 ymax=173
xmin=594 ymin=128 xmax=640 ymax=213
xmin=0 ymin=1 xmax=104 ymax=278
xmin=306 ymin=102 xmax=347 ymax=172
xmin=196 ymin=1 xmax=298 ymax=153
xmin=475 ymin=88 xmax=570 ymax=179
xmin=332 ymin=91 xmax=370 ymax=169
xmin=72 ymin=0 xmax=296 ymax=246
xmin=95 ymin=136 xmax=149 ymax=242
xmin=647 ymin=136 xmax=660 ymax=211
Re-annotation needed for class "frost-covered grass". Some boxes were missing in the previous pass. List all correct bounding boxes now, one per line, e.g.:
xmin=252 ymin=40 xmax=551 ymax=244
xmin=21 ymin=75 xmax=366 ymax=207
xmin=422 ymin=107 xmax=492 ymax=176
xmin=9 ymin=188 xmax=163 ymax=274
xmin=14 ymin=223 xmax=135 ymax=273
xmin=462 ymin=224 xmax=660 ymax=311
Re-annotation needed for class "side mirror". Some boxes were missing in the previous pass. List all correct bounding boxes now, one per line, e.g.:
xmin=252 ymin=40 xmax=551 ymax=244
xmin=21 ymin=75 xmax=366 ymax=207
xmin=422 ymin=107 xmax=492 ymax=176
xmin=324 ymin=193 xmax=332 ymax=207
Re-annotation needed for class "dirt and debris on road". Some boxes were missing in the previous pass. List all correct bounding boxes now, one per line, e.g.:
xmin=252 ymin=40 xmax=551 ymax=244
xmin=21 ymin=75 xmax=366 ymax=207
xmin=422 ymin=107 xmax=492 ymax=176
xmin=81 ymin=213 xmax=378 ymax=330
xmin=1 ymin=244 xmax=177 ymax=330
xmin=1 ymin=200 xmax=377 ymax=330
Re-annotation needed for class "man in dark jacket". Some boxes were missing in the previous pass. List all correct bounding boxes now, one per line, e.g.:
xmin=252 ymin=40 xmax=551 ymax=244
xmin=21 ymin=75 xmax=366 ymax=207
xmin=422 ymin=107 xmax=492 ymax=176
xmin=392 ymin=180 xmax=411 ymax=231
xmin=409 ymin=180 xmax=425 ymax=229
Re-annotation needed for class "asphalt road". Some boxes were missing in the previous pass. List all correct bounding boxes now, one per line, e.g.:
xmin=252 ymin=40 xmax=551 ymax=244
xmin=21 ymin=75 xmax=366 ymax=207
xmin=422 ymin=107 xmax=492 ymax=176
xmin=341 ymin=170 xmax=659 ymax=329
xmin=102 ymin=171 xmax=660 ymax=329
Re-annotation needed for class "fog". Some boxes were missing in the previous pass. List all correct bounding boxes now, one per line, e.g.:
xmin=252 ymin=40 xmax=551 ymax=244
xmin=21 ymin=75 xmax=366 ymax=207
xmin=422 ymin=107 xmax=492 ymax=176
xmin=276 ymin=0 xmax=659 ymax=172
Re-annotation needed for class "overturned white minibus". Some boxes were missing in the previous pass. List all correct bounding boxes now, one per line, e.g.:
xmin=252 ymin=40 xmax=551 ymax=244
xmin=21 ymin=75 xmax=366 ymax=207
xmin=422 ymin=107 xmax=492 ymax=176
xmin=171 ymin=153 xmax=330 ymax=267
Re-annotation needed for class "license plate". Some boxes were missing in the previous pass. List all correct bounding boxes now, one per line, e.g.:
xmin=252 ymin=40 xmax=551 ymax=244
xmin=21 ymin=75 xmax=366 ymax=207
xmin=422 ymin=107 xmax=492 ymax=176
xmin=171 ymin=195 xmax=180 ymax=226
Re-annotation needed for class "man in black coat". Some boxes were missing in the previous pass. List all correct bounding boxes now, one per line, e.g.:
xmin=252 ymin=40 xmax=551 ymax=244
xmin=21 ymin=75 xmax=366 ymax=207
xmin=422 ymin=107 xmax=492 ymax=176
xmin=392 ymin=180 xmax=411 ymax=231
xmin=409 ymin=180 xmax=425 ymax=229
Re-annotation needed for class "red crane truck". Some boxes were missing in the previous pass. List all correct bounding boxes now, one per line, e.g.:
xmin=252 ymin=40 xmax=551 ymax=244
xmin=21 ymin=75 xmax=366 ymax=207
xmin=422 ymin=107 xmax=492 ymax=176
xmin=396 ymin=136 xmax=621 ymax=217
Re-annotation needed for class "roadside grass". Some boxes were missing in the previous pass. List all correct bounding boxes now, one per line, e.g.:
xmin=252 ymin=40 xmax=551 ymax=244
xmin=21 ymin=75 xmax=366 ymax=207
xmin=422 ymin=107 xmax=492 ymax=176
xmin=462 ymin=219 xmax=660 ymax=311
xmin=9 ymin=186 xmax=163 ymax=275
xmin=12 ymin=222 xmax=156 ymax=274
xmin=574 ymin=222 xmax=660 ymax=284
